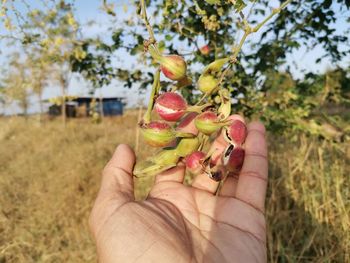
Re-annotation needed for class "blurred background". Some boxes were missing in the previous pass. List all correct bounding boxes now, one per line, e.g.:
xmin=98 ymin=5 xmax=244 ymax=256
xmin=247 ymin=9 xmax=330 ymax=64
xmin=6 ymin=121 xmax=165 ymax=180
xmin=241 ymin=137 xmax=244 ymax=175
xmin=0 ymin=0 xmax=349 ymax=262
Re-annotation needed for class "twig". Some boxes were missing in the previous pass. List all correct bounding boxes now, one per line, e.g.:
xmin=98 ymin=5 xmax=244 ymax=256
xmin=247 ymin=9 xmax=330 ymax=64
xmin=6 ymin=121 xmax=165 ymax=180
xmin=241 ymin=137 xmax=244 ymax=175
xmin=252 ymin=0 xmax=292 ymax=32
xmin=142 ymin=69 xmax=160 ymax=123
xmin=140 ymin=0 xmax=156 ymax=44
xmin=215 ymin=0 xmax=293 ymax=196
xmin=218 ymin=0 xmax=293 ymax=88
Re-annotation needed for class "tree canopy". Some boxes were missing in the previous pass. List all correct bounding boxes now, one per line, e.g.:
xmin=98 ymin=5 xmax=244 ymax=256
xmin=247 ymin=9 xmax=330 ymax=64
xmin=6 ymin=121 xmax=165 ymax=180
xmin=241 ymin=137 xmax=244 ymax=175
xmin=0 ymin=0 xmax=349 ymax=137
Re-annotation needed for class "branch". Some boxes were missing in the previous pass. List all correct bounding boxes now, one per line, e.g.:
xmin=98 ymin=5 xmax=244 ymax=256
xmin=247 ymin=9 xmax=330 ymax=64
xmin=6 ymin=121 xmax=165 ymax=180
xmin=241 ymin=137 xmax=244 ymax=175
xmin=140 ymin=0 xmax=156 ymax=44
xmin=220 ymin=0 xmax=293 ymax=82
xmin=231 ymin=29 xmax=250 ymax=60
xmin=252 ymin=0 xmax=292 ymax=32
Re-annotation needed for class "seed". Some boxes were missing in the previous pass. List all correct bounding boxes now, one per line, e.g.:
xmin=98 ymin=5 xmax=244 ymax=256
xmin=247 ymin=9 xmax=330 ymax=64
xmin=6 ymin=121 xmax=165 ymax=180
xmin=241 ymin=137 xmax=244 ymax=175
xmin=185 ymin=151 xmax=206 ymax=174
xmin=225 ymin=120 xmax=248 ymax=146
xmin=155 ymin=92 xmax=187 ymax=121
xmin=222 ymin=145 xmax=245 ymax=172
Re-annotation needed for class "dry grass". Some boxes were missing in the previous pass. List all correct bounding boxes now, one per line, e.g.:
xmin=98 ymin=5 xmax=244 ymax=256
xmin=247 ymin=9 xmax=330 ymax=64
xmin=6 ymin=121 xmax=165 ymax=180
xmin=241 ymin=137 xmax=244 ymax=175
xmin=0 ymin=111 xmax=349 ymax=262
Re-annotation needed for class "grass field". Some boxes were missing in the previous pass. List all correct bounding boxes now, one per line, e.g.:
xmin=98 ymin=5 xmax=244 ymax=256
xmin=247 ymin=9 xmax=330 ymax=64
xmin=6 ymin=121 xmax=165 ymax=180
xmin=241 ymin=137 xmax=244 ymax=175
xmin=0 ymin=112 xmax=349 ymax=262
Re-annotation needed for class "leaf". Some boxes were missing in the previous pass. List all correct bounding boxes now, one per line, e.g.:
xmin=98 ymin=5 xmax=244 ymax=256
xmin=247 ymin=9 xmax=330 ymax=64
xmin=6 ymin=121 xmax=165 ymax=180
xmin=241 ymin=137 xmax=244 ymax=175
xmin=204 ymin=0 xmax=220 ymax=5
xmin=203 ymin=58 xmax=229 ymax=74
xmin=232 ymin=0 xmax=246 ymax=13
xmin=323 ymin=0 xmax=332 ymax=9
xmin=165 ymin=34 xmax=173 ymax=41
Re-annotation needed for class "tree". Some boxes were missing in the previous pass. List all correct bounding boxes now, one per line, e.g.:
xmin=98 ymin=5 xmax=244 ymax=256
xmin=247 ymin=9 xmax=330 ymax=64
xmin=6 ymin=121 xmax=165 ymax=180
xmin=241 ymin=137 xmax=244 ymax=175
xmin=0 ymin=53 xmax=31 ymax=117
xmin=71 ymin=0 xmax=349 ymax=137
xmin=1 ymin=0 xmax=85 ymax=124
xmin=24 ymin=1 xmax=82 ymax=124
xmin=0 ymin=83 xmax=7 ymax=116
xmin=25 ymin=51 xmax=50 ymax=122
xmin=1 ymin=0 xmax=349 ymax=136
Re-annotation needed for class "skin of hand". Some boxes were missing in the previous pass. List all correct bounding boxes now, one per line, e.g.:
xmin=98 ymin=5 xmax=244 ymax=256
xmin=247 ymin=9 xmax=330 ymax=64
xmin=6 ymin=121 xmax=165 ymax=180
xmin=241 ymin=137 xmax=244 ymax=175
xmin=89 ymin=116 xmax=268 ymax=263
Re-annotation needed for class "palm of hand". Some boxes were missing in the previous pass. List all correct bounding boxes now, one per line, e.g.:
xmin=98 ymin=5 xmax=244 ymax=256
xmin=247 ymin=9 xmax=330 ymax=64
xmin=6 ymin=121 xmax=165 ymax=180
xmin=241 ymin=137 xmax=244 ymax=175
xmin=90 ymin=121 xmax=267 ymax=263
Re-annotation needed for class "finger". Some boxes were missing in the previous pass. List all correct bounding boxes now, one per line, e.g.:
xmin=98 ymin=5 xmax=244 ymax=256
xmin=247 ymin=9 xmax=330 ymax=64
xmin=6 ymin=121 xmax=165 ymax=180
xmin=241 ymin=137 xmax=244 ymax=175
xmin=235 ymin=122 xmax=268 ymax=212
xmin=149 ymin=164 xmax=186 ymax=199
xmin=99 ymin=144 xmax=136 ymax=202
xmin=219 ymin=173 xmax=239 ymax=197
xmin=154 ymin=163 xmax=185 ymax=184
xmin=192 ymin=115 xmax=244 ymax=194
xmin=90 ymin=144 xmax=135 ymax=237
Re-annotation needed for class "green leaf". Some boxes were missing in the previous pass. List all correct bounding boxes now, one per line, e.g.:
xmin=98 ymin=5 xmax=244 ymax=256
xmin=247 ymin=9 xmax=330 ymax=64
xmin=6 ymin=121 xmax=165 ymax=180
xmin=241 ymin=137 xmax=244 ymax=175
xmin=233 ymin=0 xmax=246 ymax=13
xmin=165 ymin=34 xmax=173 ymax=41
xmin=204 ymin=0 xmax=220 ymax=5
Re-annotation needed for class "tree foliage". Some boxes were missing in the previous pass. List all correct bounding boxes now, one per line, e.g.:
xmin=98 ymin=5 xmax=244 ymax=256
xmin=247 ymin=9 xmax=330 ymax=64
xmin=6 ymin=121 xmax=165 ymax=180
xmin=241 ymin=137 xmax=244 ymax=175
xmin=71 ymin=0 xmax=349 ymax=138
xmin=1 ymin=0 xmax=349 ymax=138
xmin=1 ymin=0 xmax=85 ymax=122
xmin=0 ymin=53 xmax=30 ymax=115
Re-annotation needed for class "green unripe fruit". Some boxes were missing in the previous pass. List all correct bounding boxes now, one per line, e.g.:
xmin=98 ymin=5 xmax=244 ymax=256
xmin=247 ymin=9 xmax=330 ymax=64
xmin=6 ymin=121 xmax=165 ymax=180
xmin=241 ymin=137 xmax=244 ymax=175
xmin=154 ymin=149 xmax=180 ymax=166
xmin=203 ymin=58 xmax=229 ymax=74
xmin=141 ymin=122 xmax=175 ymax=147
xmin=198 ymin=74 xmax=219 ymax=94
xmin=195 ymin=111 xmax=222 ymax=135
xmin=133 ymin=149 xmax=179 ymax=177
xmin=160 ymin=55 xmax=187 ymax=81
xmin=175 ymin=137 xmax=200 ymax=157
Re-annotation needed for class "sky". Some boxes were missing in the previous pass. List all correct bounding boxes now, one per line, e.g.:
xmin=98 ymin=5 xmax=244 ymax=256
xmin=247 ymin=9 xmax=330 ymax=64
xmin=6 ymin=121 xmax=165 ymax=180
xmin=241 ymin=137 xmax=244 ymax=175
xmin=0 ymin=0 xmax=349 ymax=115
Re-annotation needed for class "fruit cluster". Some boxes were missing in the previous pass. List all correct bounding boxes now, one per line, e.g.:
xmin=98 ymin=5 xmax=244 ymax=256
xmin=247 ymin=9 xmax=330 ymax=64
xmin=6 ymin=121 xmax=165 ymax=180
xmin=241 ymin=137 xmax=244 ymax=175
xmin=134 ymin=51 xmax=248 ymax=182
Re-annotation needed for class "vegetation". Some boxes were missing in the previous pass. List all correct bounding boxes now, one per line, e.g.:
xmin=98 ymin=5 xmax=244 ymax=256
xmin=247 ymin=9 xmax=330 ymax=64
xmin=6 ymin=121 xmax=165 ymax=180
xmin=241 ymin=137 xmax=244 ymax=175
xmin=0 ymin=0 xmax=349 ymax=262
xmin=1 ymin=0 xmax=349 ymax=135
xmin=0 ymin=114 xmax=348 ymax=262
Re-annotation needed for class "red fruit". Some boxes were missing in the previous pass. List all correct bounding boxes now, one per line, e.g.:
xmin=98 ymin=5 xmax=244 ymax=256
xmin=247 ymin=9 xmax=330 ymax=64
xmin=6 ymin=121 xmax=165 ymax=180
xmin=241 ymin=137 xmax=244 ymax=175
xmin=141 ymin=121 xmax=175 ymax=147
xmin=199 ymin=45 xmax=210 ymax=55
xmin=226 ymin=120 xmax=248 ymax=146
xmin=176 ymin=112 xmax=199 ymax=135
xmin=160 ymin=55 xmax=187 ymax=81
xmin=185 ymin=151 xmax=206 ymax=174
xmin=222 ymin=145 xmax=245 ymax=172
xmin=155 ymin=92 xmax=187 ymax=122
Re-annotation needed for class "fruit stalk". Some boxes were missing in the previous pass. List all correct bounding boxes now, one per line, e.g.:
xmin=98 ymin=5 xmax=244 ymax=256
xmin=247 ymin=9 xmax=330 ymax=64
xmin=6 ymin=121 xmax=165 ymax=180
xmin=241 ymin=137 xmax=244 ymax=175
xmin=142 ymin=69 xmax=160 ymax=123
xmin=140 ymin=0 xmax=156 ymax=44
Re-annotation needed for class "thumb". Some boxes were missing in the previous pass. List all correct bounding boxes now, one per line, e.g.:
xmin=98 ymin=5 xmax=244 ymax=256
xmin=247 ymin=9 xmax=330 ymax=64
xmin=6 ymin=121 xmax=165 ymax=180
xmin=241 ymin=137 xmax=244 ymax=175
xmin=89 ymin=144 xmax=135 ymax=239
xmin=98 ymin=144 xmax=136 ymax=203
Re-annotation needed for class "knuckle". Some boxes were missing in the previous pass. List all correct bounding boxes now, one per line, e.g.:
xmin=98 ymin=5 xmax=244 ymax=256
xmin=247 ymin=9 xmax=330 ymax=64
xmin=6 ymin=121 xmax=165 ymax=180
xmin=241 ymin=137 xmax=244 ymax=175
xmin=248 ymin=121 xmax=266 ymax=135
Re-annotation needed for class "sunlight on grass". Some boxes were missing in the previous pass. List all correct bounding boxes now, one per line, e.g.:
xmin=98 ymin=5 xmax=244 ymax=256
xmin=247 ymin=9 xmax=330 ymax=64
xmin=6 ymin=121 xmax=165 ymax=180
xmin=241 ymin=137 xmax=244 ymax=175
xmin=0 ymin=112 xmax=348 ymax=262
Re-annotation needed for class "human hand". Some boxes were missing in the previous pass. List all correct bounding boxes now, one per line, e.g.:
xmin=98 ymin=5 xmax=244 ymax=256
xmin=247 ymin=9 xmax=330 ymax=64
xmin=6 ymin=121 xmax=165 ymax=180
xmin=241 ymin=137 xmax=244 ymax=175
xmin=89 ymin=118 xmax=268 ymax=263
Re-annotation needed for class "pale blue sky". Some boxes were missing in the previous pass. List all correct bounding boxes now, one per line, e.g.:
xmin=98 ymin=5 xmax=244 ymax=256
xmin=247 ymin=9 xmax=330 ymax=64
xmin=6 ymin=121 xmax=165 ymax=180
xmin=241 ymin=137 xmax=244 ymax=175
xmin=0 ymin=0 xmax=349 ymax=114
